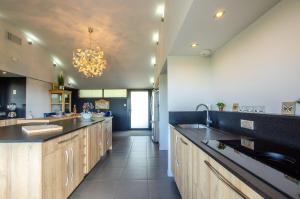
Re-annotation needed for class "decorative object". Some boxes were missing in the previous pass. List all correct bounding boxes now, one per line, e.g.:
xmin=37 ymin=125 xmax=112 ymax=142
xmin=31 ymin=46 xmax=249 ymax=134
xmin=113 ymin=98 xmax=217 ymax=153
xmin=57 ymin=73 xmax=64 ymax=90
xmin=81 ymin=102 xmax=94 ymax=120
xmin=7 ymin=103 xmax=17 ymax=118
xmin=281 ymin=102 xmax=296 ymax=115
xmin=73 ymin=27 xmax=107 ymax=77
xmin=296 ymin=99 xmax=300 ymax=104
xmin=232 ymin=103 xmax=239 ymax=112
xmin=95 ymin=99 xmax=110 ymax=109
xmin=216 ymin=102 xmax=225 ymax=111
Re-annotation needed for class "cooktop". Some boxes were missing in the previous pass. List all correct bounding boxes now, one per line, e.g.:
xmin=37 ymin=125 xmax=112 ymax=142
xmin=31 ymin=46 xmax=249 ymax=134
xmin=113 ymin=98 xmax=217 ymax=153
xmin=203 ymin=138 xmax=300 ymax=199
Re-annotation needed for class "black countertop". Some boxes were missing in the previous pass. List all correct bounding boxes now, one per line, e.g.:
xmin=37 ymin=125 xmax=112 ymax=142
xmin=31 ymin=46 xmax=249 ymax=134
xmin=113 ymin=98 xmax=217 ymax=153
xmin=0 ymin=117 xmax=106 ymax=143
xmin=173 ymin=124 xmax=297 ymax=199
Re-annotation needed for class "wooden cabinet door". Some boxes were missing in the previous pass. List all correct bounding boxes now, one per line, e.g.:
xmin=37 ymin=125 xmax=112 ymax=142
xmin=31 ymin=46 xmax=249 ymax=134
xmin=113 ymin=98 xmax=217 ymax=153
xmin=106 ymin=119 xmax=112 ymax=150
xmin=174 ymin=131 xmax=182 ymax=195
xmin=87 ymin=125 xmax=99 ymax=172
xmin=102 ymin=124 xmax=107 ymax=155
xmin=192 ymin=145 xmax=210 ymax=199
xmin=170 ymin=126 xmax=176 ymax=175
xmin=207 ymin=157 xmax=263 ymax=199
xmin=43 ymin=144 xmax=68 ymax=199
xmin=69 ymin=131 xmax=85 ymax=192
xmin=178 ymin=134 xmax=193 ymax=199
xmin=96 ymin=122 xmax=103 ymax=159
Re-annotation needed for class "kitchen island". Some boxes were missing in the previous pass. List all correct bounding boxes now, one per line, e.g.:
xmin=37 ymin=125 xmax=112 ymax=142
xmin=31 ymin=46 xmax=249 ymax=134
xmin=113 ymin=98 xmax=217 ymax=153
xmin=0 ymin=117 xmax=112 ymax=199
xmin=170 ymin=124 xmax=299 ymax=199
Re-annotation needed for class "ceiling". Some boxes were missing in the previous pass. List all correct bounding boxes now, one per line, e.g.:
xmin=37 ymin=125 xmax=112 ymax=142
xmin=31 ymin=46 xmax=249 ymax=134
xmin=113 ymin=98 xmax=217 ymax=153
xmin=170 ymin=0 xmax=280 ymax=55
xmin=0 ymin=0 xmax=161 ymax=89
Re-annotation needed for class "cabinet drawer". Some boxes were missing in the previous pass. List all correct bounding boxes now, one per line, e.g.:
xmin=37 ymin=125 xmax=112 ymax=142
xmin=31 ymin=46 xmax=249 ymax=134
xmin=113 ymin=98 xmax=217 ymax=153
xmin=207 ymin=157 xmax=263 ymax=199
xmin=43 ymin=134 xmax=71 ymax=155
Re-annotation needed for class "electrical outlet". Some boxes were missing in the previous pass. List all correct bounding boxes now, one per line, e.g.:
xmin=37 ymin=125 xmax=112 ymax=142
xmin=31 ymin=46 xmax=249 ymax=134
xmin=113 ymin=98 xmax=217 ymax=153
xmin=240 ymin=119 xmax=254 ymax=130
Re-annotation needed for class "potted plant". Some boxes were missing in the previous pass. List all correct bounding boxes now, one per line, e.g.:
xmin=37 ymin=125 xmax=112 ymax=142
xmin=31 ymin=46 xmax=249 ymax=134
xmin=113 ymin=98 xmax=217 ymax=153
xmin=216 ymin=102 xmax=225 ymax=111
xmin=57 ymin=73 xmax=64 ymax=90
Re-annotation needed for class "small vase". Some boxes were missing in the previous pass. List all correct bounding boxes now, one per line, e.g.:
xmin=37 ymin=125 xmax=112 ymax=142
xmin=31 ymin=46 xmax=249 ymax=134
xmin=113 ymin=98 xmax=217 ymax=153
xmin=219 ymin=107 xmax=224 ymax=111
xmin=59 ymin=85 xmax=64 ymax=90
xmin=81 ymin=112 xmax=92 ymax=120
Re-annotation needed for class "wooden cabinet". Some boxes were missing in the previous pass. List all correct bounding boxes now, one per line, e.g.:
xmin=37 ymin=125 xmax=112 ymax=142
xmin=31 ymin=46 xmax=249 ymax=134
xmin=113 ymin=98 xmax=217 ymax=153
xmin=42 ymin=130 xmax=85 ymax=199
xmin=103 ymin=118 xmax=112 ymax=151
xmin=0 ymin=120 xmax=5 ymax=127
xmin=49 ymin=90 xmax=72 ymax=113
xmin=0 ymin=119 xmax=20 ymax=127
xmin=172 ymin=129 xmax=192 ymax=199
xmin=86 ymin=121 xmax=107 ymax=173
xmin=0 ymin=121 xmax=110 ymax=199
xmin=170 ymin=126 xmax=263 ymax=199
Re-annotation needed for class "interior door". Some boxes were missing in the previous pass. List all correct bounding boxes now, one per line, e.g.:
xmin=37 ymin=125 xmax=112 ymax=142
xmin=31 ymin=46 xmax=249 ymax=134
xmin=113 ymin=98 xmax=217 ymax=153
xmin=129 ymin=90 xmax=149 ymax=129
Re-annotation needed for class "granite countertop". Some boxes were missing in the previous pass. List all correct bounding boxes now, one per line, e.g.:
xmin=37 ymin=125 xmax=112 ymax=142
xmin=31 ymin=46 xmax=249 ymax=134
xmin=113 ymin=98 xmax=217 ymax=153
xmin=0 ymin=117 xmax=106 ymax=143
xmin=173 ymin=124 xmax=293 ymax=199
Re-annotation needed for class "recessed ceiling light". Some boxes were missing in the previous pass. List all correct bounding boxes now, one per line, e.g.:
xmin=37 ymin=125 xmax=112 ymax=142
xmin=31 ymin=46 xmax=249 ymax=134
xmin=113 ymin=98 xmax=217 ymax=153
xmin=214 ymin=10 xmax=225 ymax=19
xmin=191 ymin=43 xmax=199 ymax=48
xmin=156 ymin=4 xmax=165 ymax=21
xmin=151 ymin=56 xmax=156 ymax=66
xmin=152 ymin=32 xmax=159 ymax=44
xmin=24 ymin=31 xmax=41 ymax=44
xmin=52 ymin=56 xmax=63 ymax=67
xmin=150 ymin=77 xmax=154 ymax=84
xmin=2 ymin=71 xmax=7 ymax=75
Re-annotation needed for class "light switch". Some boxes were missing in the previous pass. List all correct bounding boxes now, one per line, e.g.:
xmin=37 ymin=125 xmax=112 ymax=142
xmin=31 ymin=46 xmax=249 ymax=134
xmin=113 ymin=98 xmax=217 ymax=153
xmin=13 ymin=90 xmax=17 ymax=95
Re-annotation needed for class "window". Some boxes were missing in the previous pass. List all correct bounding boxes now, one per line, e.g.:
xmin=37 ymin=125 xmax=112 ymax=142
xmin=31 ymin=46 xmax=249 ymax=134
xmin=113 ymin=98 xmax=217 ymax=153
xmin=103 ymin=89 xmax=127 ymax=98
xmin=79 ymin=90 xmax=103 ymax=98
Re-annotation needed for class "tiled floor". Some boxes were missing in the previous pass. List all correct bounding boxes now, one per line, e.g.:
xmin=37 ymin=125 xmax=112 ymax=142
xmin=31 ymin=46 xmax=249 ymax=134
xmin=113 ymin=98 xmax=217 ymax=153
xmin=70 ymin=132 xmax=181 ymax=199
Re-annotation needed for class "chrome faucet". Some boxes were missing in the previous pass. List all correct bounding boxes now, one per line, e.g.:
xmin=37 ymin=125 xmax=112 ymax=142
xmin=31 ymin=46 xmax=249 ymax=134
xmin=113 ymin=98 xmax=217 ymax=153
xmin=195 ymin=104 xmax=212 ymax=127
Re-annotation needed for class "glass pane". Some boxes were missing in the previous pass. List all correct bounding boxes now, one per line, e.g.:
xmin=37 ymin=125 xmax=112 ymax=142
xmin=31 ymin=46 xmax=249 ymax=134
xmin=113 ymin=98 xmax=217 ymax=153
xmin=130 ymin=91 xmax=149 ymax=128
xmin=64 ymin=93 xmax=70 ymax=103
xmin=104 ymin=89 xmax=127 ymax=98
xmin=79 ymin=90 xmax=103 ymax=98
xmin=52 ymin=104 xmax=62 ymax=112
xmin=51 ymin=94 xmax=62 ymax=104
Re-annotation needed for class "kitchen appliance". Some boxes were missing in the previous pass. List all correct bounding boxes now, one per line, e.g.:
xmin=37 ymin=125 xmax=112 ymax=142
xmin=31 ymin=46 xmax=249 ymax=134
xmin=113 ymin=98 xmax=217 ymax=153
xmin=151 ymin=90 xmax=159 ymax=143
xmin=7 ymin=103 xmax=17 ymax=118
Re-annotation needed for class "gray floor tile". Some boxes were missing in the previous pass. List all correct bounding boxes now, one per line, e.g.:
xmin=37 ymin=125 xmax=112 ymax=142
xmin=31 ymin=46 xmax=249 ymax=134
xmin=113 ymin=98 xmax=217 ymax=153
xmin=70 ymin=133 xmax=180 ymax=199
xmin=114 ymin=180 xmax=149 ymax=199
xmin=121 ymin=167 xmax=148 ymax=180
xmin=148 ymin=179 xmax=181 ymax=199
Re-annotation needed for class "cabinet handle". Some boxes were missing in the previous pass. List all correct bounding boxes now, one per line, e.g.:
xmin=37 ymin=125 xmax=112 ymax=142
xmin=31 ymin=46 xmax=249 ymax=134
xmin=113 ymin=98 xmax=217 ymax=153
xmin=204 ymin=160 xmax=250 ymax=199
xmin=70 ymin=148 xmax=74 ymax=182
xmin=58 ymin=134 xmax=79 ymax=144
xmin=180 ymin=138 xmax=188 ymax=145
xmin=175 ymin=136 xmax=179 ymax=166
xmin=65 ymin=150 xmax=69 ymax=187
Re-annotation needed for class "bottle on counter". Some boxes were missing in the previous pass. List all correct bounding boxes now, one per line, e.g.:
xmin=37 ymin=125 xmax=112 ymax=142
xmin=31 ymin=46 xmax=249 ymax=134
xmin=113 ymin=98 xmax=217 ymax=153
xmin=73 ymin=105 xmax=77 ymax=114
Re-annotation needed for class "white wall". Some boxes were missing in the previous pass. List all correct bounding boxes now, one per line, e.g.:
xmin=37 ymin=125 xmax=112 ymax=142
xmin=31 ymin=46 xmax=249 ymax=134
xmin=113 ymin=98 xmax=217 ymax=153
xmin=210 ymin=0 xmax=300 ymax=114
xmin=159 ymin=73 xmax=168 ymax=150
xmin=165 ymin=0 xmax=300 ymax=114
xmin=26 ymin=78 xmax=51 ymax=118
xmin=167 ymin=56 xmax=212 ymax=111
xmin=155 ymin=0 xmax=194 ymax=81
xmin=0 ymin=19 xmax=60 ymax=83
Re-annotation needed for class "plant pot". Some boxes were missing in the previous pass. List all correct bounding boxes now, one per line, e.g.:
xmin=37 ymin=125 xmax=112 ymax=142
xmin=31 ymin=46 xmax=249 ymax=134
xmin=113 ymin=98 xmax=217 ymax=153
xmin=218 ymin=107 xmax=224 ymax=111
xmin=59 ymin=85 xmax=64 ymax=90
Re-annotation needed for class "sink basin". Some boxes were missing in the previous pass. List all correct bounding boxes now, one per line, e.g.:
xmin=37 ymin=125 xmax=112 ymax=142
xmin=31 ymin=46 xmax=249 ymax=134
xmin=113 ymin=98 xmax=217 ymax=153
xmin=178 ymin=124 xmax=207 ymax=129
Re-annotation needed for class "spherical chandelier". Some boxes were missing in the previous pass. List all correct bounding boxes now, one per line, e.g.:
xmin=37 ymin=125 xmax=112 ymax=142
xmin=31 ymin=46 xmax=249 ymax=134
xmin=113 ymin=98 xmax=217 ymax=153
xmin=73 ymin=27 xmax=107 ymax=77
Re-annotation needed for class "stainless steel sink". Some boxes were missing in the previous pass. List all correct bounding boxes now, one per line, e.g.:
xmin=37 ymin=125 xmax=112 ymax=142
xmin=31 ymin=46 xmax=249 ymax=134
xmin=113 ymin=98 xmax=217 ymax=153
xmin=178 ymin=124 xmax=207 ymax=129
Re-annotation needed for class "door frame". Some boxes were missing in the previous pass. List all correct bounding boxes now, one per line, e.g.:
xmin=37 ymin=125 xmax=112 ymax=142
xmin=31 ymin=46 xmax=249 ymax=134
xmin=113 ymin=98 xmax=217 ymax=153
xmin=127 ymin=89 xmax=152 ymax=130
